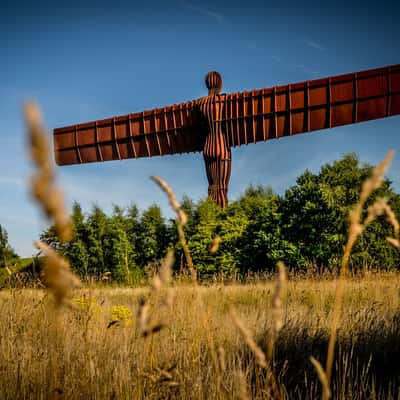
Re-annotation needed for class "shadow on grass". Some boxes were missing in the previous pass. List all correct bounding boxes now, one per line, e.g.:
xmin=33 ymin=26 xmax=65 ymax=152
xmin=249 ymin=310 xmax=400 ymax=399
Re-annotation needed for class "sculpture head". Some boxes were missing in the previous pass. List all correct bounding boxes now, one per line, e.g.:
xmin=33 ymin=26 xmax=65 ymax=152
xmin=205 ymin=71 xmax=222 ymax=96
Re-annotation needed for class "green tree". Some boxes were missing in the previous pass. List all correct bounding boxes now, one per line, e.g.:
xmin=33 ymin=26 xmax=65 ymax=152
xmin=214 ymin=208 xmax=247 ymax=274
xmin=232 ymin=186 xmax=302 ymax=272
xmin=280 ymin=153 xmax=400 ymax=270
xmin=125 ymin=204 xmax=141 ymax=264
xmin=0 ymin=225 xmax=17 ymax=267
xmin=103 ymin=216 xmax=131 ymax=282
xmin=66 ymin=202 xmax=90 ymax=276
xmin=85 ymin=205 xmax=108 ymax=275
xmin=36 ymin=152 xmax=400 ymax=280
xmin=136 ymin=204 xmax=169 ymax=267
xmin=187 ymin=199 xmax=221 ymax=275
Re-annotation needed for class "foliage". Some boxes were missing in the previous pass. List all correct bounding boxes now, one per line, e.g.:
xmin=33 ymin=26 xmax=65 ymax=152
xmin=39 ymin=153 xmax=400 ymax=279
xmin=0 ymin=225 xmax=18 ymax=267
xmin=280 ymin=153 xmax=400 ymax=270
xmin=234 ymin=188 xmax=304 ymax=272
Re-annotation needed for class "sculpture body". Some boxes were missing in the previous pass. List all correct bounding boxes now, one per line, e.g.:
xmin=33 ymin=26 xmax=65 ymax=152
xmin=53 ymin=64 xmax=400 ymax=207
xmin=199 ymin=72 xmax=231 ymax=207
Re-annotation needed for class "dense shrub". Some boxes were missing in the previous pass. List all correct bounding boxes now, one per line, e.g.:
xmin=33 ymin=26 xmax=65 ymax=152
xmin=39 ymin=153 xmax=400 ymax=280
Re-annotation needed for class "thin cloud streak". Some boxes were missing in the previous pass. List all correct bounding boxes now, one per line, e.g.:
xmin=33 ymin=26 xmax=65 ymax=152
xmin=271 ymin=55 xmax=319 ymax=77
xmin=180 ymin=0 xmax=227 ymax=25
xmin=295 ymin=64 xmax=320 ymax=76
xmin=305 ymin=39 xmax=325 ymax=51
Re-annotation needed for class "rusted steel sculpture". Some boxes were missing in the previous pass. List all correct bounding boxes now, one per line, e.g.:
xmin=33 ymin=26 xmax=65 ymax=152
xmin=54 ymin=64 xmax=400 ymax=207
xmin=200 ymin=71 xmax=231 ymax=207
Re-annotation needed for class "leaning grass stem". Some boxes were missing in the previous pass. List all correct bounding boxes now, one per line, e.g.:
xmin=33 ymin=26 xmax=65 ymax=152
xmin=267 ymin=262 xmax=287 ymax=362
xmin=176 ymin=221 xmax=196 ymax=280
xmin=310 ymin=356 xmax=331 ymax=400
xmin=151 ymin=176 xmax=196 ymax=280
xmin=324 ymin=237 xmax=353 ymax=394
xmin=323 ymin=150 xmax=395 ymax=399
xmin=231 ymin=308 xmax=281 ymax=399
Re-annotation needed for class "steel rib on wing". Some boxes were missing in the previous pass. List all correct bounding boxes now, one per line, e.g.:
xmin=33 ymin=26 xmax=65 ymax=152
xmin=54 ymin=100 xmax=206 ymax=166
xmin=223 ymin=64 xmax=400 ymax=148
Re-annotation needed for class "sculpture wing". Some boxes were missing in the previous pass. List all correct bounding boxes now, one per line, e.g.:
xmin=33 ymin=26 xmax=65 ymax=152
xmin=220 ymin=64 xmax=400 ymax=148
xmin=54 ymin=64 xmax=400 ymax=166
xmin=54 ymin=100 xmax=206 ymax=166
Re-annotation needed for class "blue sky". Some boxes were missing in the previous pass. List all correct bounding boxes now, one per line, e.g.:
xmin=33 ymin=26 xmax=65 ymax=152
xmin=0 ymin=0 xmax=399 ymax=257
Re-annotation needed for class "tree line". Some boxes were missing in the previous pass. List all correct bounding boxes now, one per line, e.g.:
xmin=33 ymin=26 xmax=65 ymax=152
xmin=2 ymin=153 xmax=399 ymax=280
xmin=0 ymin=225 xmax=18 ymax=267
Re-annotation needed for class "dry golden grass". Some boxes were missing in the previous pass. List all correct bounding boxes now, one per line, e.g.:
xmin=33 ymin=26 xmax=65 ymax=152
xmin=0 ymin=274 xmax=399 ymax=399
xmin=9 ymin=102 xmax=398 ymax=399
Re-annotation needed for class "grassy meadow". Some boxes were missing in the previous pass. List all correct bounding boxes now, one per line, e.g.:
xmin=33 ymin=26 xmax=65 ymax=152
xmin=0 ymin=272 xmax=399 ymax=399
xmin=1 ymin=103 xmax=398 ymax=399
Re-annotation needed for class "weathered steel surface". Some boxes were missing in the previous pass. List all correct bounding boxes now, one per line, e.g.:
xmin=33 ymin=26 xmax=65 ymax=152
xmin=54 ymin=64 xmax=400 ymax=167
xmin=54 ymin=64 xmax=400 ymax=207
xmin=200 ymin=71 xmax=231 ymax=207
xmin=54 ymin=100 xmax=206 ymax=165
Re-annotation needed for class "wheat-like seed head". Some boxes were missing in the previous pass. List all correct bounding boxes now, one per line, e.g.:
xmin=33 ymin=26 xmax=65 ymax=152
xmin=138 ymin=250 xmax=175 ymax=337
xmin=24 ymin=101 xmax=80 ymax=307
xmin=137 ymin=298 xmax=150 ymax=333
xmin=386 ymin=237 xmax=400 ymax=248
xmin=151 ymin=175 xmax=196 ymax=279
xmin=217 ymin=345 xmax=226 ymax=373
xmin=150 ymin=176 xmax=188 ymax=225
xmin=35 ymin=240 xmax=80 ymax=306
xmin=363 ymin=196 xmax=400 ymax=251
xmin=24 ymin=101 xmax=72 ymax=242
xmin=159 ymin=249 xmax=174 ymax=286
xmin=359 ymin=150 xmax=395 ymax=203
xmin=384 ymin=204 xmax=400 ymax=236
xmin=365 ymin=197 xmax=388 ymax=225
xmin=271 ymin=261 xmax=287 ymax=335
xmin=209 ymin=235 xmax=221 ymax=254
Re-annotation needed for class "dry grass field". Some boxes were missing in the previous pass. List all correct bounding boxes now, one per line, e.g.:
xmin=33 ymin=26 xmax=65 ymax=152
xmin=0 ymin=273 xmax=399 ymax=399
xmin=4 ymin=102 xmax=397 ymax=399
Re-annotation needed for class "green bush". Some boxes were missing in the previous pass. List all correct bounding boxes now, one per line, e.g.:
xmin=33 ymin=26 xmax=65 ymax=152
xmin=38 ymin=153 xmax=400 ymax=280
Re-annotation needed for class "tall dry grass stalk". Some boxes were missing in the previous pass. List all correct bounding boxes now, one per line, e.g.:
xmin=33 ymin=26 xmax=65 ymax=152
xmin=151 ymin=176 xmax=235 ymax=395
xmin=267 ymin=262 xmax=287 ymax=361
xmin=230 ymin=308 xmax=267 ymax=369
xmin=310 ymin=356 xmax=330 ymax=400
xmin=231 ymin=303 xmax=281 ymax=399
xmin=137 ymin=249 xmax=175 ymax=337
xmin=24 ymin=101 xmax=80 ymax=306
xmin=320 ymin=150 xmax=397 ymax=399
xmin=24 ymin=102 xmax=72 ymax=242
xmin=35 ymin=240 xmax=80 ymax=306
xmin=237 ymin=369 xmax=250 ymax=400
xmin=151 ymin=176 xmax=196 ymax=279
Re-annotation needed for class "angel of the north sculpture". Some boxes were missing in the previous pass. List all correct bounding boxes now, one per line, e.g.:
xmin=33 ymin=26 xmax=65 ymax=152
xmin=54 ymin=64 xmax=400 ymax=208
